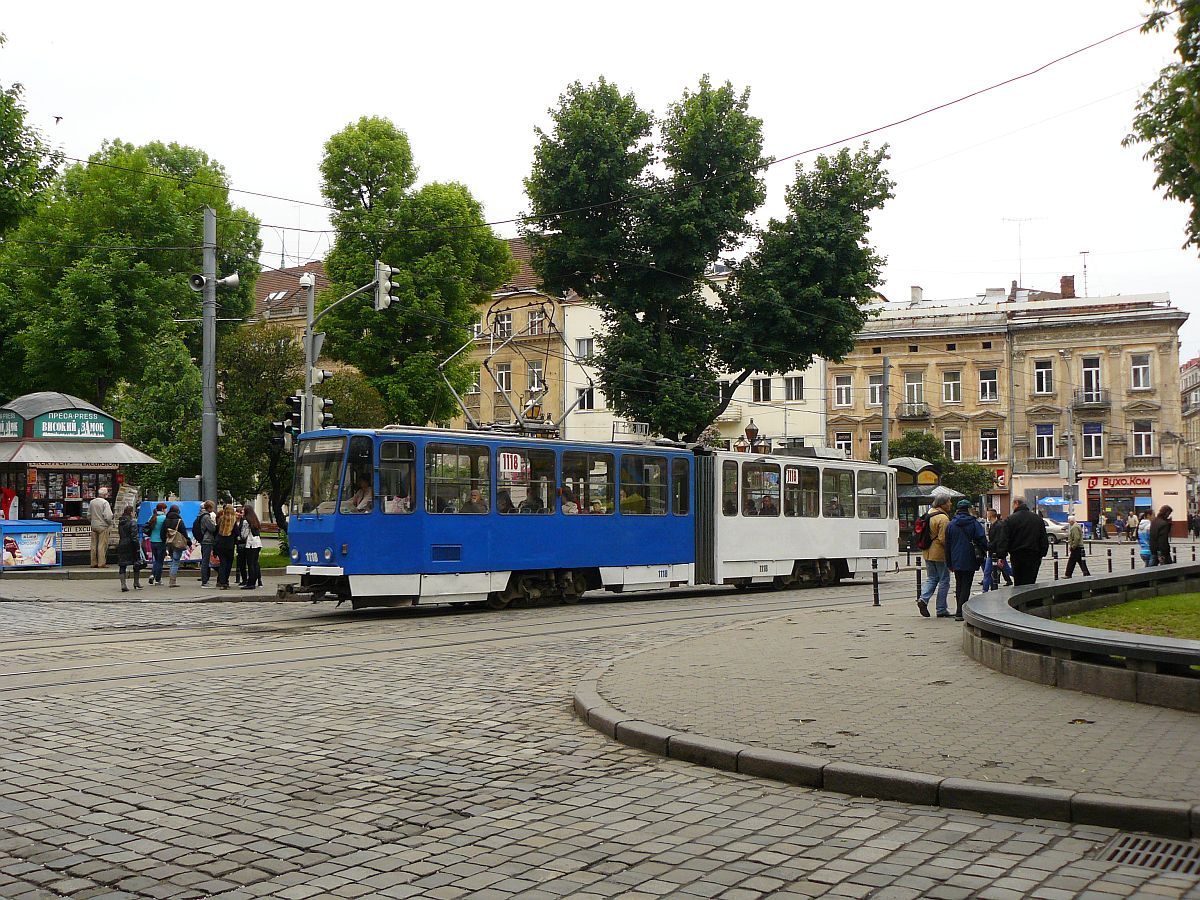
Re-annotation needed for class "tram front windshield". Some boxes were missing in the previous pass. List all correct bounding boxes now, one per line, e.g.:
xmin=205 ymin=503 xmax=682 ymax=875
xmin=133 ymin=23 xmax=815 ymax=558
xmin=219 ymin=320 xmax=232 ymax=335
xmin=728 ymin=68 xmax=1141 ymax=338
xmin=292 ymin=437 xmax=345 ymax=515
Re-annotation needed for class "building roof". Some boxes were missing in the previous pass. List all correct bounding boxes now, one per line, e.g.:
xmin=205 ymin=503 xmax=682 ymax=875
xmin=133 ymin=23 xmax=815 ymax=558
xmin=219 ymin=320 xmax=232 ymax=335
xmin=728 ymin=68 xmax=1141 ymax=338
xmin=1 ymin=392 xmax=105 ymax=420
xmin=252 ymin=260 xmax=328 ymax=321
xmin=499 ymin=237 xmax=539 ymax=293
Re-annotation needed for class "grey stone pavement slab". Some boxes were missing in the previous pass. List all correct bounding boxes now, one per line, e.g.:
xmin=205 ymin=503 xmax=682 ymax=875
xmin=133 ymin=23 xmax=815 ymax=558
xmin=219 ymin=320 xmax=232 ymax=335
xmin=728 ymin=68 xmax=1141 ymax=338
xmin=598 ymin=600 xmax=1200 ymax=805
xmin=0 ymin=585 xmax=1194 ymax=897
xmin=0 ymin=572 xmax=295 ymax=605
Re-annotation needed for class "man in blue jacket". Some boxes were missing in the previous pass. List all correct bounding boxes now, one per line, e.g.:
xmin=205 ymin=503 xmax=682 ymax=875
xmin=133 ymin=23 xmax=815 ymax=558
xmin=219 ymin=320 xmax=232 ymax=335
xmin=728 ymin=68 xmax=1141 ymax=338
xmin=946 ymin=499 xmax=987 ymax=621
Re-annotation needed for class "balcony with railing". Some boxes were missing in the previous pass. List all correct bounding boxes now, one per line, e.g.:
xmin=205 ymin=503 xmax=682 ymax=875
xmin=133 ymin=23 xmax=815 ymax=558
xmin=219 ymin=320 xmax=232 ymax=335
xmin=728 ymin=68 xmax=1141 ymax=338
xmin=715 ymin=402 xmax=743 ymax=423
xmin=896 ymin=401 xmax=931 ymax=420
xmin=1025 ymin=457 xmax=1061 ymax=472
xmin=1071 ymin=389 xmax=1111 ymax=410
xmin=1124 ymin=455 xmax=1162 ymax=469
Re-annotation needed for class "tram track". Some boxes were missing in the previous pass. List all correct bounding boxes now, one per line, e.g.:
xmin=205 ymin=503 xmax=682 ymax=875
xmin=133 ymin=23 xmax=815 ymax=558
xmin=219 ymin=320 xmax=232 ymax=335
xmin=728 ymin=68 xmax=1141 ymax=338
xmin=0 ymin=582 xmax=921 ymax=695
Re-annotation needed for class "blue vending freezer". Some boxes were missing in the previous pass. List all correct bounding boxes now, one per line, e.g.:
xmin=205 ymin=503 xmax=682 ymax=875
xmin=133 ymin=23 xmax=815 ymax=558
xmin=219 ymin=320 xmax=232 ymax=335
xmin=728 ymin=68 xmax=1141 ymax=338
xmin=0 ymin=519 xmax=63 ymax=568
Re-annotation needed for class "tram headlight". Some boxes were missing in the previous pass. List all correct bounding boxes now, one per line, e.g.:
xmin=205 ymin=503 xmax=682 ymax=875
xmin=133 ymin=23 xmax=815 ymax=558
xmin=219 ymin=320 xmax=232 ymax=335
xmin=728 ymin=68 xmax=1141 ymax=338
xmin=290 ymin=548 xmax=299 ymax=561
xmin=323 ymin=547 xmax=333 ymax=561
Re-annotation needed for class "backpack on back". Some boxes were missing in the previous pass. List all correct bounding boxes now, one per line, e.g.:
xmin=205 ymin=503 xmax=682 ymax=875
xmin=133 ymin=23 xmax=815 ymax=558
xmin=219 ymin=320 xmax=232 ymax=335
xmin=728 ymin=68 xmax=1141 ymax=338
xmin=914 ymin=511 xmax=935 ymax=551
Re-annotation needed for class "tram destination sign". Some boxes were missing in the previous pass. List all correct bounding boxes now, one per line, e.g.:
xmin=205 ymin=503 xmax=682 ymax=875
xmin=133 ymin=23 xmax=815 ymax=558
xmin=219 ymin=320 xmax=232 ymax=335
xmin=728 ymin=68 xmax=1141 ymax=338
xmin=32 ymin=411 xmax=114 ymax=440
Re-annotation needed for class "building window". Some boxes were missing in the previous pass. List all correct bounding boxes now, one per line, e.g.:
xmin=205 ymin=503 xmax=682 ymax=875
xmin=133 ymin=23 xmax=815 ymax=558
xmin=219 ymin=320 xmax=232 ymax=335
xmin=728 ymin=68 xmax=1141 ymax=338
xmin=1131 ymin=353 xmax=1151 ymax=390
xmin=904 ymin=372 xmax=923 ymax=404
xmin=834 ymin=376 xmax=852 ymax=407
xmin=868 ymin=431 xmax=883 ymax=456
xmin=979 ymin=369 xmax=998 ymax=402
xmin=467 ymin=368 xmax=480 ymax=395
xmin=576 ymin=337 xmax=594 ymax=360
xmin=719 ymin=380 xmax=735 ymax=402
xmin=784 ymin=376 xmax=803 ymax=401
xmin=495 ymin=363 xmax=511 ymax=393
xmin=576 ymin=387 xmax=595 ymax=411
xmin=472 ymin=319 xmax=484 ymax=339
xmin=1034 ymin=424 xmax=1055 ymax=459
xmin=1034 ymin=359 xmax=1053 ymax=394
xmin=943 ymin=429 xmax=962 ymax=462
xmin=872 ymin=347 xmax=882 ymax=355
xmin=752 ymin=377 xmax=772 ymax=402
xmin=495 ymin=312 xmax=512 ymax=339
xmin=980 ymin=428 xmax=999 ymax=461
xmin=867 ymin=373 xmax=882 ymax=407
xmin=527 ymin=360 xmax=544 ymax=392
xmin=982 ymin=341 xmax=992 ymax=349
xmin=834 ymin=432 xmax=853 ymax=456
xmin=908 ymin=345 xmax=918 ymax=353
xmin=942 ymin=371 xmax=961 ymax=403
xmin=1083 ymin=422 xmax=1103 ymax=459
xmin=1081 ymin=356 xmax=1102 ymax=401
xmin=528 ymin=309 xmax=545 ymax=335
xmin=1133 ymin=420 xmax=1154 ymax=457
xmin=946 ymin=343 xmax=956 ymax=351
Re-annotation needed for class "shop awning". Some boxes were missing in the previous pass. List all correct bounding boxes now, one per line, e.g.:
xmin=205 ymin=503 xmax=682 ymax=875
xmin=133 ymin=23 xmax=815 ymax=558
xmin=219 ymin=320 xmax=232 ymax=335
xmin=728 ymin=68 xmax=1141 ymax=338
xmin=0 ymin=441 xmax=158 ymax=466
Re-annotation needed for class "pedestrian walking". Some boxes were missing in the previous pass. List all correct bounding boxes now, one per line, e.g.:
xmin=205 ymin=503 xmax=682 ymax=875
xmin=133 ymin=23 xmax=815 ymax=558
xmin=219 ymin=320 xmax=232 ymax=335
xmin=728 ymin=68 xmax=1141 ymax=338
xmin=1138 ymin=513 xmax=1153 ymax=566
xmin=1064 ymin=515 xmax=1090 ymax=578
xmin=115 ymin=505 xmax=145 ymax=592
xmin=192 ymin=501 xmax=217 ymax=587
xmin=240 ymin=503 xmax=263 ymax=590
xmin=88 ymin=486 xmax=114 ymax=568
xmin=996 ymin=498 xmax=1049 ymax=586
xmin=915 ymin=496 xmax=952 ymax=618
xmin=1190 ymin=511 xmax=1200 ymax=540
xmin=981 ymin=508 xmax=1013 ymax=591
xmin=214 ymin=504 xmax=237 ymax=589
xmin=946 ymin=499 xmax=987 ymax=621
xmin=1097 ymin=512 xmax=1107 ymax=540
xmin=1126 ymin=512 xmax=1139 ymax=542
xmin=161 ymin=504 xmax=192 ymax=588
xmin=235 ymin=505 xmax=249 ymax=586
xmin=143 ymin=501 xmax=168 ymax=585
xmin=1149 ymin=505 xmax=1173 ymax=566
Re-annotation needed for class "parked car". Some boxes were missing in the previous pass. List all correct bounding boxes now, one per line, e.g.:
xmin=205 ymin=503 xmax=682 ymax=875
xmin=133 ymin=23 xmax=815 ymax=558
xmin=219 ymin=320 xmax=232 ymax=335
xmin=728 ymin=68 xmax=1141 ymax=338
xmin=1043 ymin=519 xmax=1069 ymax=544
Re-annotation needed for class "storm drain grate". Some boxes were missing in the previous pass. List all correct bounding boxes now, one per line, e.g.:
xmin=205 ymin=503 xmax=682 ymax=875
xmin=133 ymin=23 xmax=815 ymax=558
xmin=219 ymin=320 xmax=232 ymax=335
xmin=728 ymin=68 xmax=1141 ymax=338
xmin=1098 ymin=834 xmax=1200 ymax=875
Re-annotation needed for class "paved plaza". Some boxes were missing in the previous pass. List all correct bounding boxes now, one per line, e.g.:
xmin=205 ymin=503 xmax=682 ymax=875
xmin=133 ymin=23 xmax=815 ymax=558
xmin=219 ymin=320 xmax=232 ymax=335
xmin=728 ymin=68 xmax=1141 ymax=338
xmin=0 ymin=581 xmax=1194 ymax=898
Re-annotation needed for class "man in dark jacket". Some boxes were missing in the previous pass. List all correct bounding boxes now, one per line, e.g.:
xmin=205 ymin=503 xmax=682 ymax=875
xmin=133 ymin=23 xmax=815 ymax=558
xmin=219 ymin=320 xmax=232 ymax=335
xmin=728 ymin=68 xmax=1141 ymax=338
xmin=946 ymin=500 xmax=987 ymax=621
xmin=981 ymin=507 xmax=1013 ymax=591
xmin=996 ymin=498 xmax=1048 ymax=585
xmin=1148 ymin=505 xmax=1173 ymax=566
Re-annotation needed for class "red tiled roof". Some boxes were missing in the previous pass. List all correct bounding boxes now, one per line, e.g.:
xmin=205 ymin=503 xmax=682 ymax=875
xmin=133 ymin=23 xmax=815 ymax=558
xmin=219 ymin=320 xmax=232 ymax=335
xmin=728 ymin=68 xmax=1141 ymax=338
xmin=253 ymin=260 xmax=328 ymax=320
xmin=502 ymin=237 xmax=540 ymax=292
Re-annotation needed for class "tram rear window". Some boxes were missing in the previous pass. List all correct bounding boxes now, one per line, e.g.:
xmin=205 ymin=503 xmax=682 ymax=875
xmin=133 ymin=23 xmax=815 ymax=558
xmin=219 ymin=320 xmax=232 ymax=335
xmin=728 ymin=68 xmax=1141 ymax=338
xmin=562 ymin=451 xmax=614 ymax=514
xmin=620 ymin=454 xmax=667 ymax=515
xmin=857 ymin=470 xmax=888 ymax=519
xmin=293 ymin=437 xmax=345 ymax=515
xmin=742 ymin=462 xmax=780 ymax=516
xmin=822 ymin=468 xmax=855 ymax=518
xmin=378 ymin=442 xmax=415 ymax=514
xmin=783 ymin=465 xmax=819 ymax=517
xmin=426 ymin=444 xmax=490 ymax=514
xmin=497 ymin=447 xmax=555 ymax=514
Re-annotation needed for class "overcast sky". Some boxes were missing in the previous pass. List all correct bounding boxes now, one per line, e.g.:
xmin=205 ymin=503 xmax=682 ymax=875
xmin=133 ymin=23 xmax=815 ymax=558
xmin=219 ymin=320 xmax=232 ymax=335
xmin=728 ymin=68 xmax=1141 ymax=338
xmin=5 ymin=1 xmax=1198 ymax=356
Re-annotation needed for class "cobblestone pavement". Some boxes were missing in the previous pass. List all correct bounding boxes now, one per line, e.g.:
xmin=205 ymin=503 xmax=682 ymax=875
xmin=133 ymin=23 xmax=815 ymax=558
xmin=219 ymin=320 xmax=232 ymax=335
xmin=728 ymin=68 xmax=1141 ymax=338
xmin=0 ymin=587 xmax=1196 ymax=898
xmin=0 ymin=574 xmax=293 ymax=607
xmin=600 ymin=600 xmax=1200 ymax=805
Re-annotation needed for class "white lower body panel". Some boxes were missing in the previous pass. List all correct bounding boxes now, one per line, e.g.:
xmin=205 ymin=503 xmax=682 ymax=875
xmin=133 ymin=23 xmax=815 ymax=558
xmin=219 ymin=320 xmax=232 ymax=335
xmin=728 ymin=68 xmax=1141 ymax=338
xmin=600 ymin=563 xmax=693 ymax=591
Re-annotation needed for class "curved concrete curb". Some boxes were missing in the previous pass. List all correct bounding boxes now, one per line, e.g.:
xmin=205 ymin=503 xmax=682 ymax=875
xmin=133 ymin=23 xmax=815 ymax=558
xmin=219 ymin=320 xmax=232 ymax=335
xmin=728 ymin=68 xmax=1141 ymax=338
xmin=574 ymin=664 xmax=1200 ymax=840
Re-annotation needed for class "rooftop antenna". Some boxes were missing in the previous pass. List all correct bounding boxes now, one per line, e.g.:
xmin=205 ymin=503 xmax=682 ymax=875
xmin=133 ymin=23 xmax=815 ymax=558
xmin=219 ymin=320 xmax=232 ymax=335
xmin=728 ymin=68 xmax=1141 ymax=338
xmin=1079 ymin=250 xmax=1089 ymax=297
xmin=1002 ymin=217 xmax=1045 ymax=286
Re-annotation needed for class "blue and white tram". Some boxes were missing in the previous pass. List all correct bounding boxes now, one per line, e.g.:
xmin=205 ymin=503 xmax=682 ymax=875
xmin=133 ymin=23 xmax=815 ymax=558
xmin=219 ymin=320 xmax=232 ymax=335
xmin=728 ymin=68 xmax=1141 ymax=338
xmin=284 ymin=427 xmax=898 ymax=609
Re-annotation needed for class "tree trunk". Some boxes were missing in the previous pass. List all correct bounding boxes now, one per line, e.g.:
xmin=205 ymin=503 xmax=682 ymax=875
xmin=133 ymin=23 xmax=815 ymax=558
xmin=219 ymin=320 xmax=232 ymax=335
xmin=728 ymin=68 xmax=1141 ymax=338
xmin=688 ymin=368 xmax=753 ymax=443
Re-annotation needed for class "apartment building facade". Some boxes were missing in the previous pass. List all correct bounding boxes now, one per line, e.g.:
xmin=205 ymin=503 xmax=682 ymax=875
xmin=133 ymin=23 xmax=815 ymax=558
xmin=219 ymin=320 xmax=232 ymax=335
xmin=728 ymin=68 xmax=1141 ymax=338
xmin=1182 ymin=356 xmax=1200 ymax=512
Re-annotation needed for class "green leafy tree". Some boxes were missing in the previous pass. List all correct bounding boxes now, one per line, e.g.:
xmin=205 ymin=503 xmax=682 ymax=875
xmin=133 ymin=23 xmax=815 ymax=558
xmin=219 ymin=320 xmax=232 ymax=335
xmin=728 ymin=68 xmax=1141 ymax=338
xmin=318 ymin=116 xmax=516 ymax=425
xmin=111 ymin=334 xmax=202 ymax=498
xmin=942 ymin=462 xmax=998 ymax=501
xmin=524 ymin=76 xmax=893 ymax=441
xmin=216 ymin=322 xmax=303 ymax=527
xmin=0 ymin=34 xmax=61 ymax=237
xmin=320 ymin=369 xmax=389 ymax=429
xmin=0 ymin=140 xmax=261 ymax=406
xmin=1125 ymin=2 xmax=1200 ymax=249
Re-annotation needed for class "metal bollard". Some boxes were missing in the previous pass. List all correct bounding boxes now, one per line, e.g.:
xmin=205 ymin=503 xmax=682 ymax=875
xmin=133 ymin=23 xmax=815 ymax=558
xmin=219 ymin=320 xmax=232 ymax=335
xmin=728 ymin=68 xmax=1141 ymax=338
xmin=1192 ymin=545 xmax=1196 ymax=563
xmin=1130 ymin=548 xmax=1135 ymax=570
xmin=1107 ymin=548 xmax=1112 ymax=573
xmin=916 ymin=564 xmax=923 ymax=599
xmin=872 ymin=558 xmax=880 ymax=607
xmin=1053 ymin=558 xmax=1060 ymax=580
xmin=1173 ymin=546 xmax=1178 ymax=565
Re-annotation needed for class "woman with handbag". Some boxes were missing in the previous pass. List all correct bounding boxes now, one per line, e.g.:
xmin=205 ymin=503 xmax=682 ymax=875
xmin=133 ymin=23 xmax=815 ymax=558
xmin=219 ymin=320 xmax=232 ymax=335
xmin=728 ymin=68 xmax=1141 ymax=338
xmin=214 ymin=504 xmax=238 ymax=589
xmin=234 ymin=505 xmax=249 ymax=585
xmin=116 ymin=506 xmax=146 ymax=592
xmin=143 ymin=501 xmax=168 ymax=585
xmin=162 ymin=504 xmax=192 ymax=588
xmin=240 ymin=503 xmax=264 ymax=589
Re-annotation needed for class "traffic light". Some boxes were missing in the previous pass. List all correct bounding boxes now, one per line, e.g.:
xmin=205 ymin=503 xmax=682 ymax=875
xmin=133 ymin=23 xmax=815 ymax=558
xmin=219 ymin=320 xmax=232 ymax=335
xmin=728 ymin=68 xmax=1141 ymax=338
xmin=374 ymin=259 xmax=400 ymax=311
xmin=269 ymin=420 xmax=292 ymax=452
xmin=313 ymin=396 xmax=335 ymax=428
xmin=311 ymin=368 xmax=332 ymax=386
xmin=286 ymin=394 xmax=304 ymax=433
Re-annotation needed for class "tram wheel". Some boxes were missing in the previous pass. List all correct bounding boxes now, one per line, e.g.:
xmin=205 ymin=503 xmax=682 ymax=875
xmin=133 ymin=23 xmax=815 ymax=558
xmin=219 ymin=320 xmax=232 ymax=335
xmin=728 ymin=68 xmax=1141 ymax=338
xmin=484 ymin=591 xmax=512 ymax=611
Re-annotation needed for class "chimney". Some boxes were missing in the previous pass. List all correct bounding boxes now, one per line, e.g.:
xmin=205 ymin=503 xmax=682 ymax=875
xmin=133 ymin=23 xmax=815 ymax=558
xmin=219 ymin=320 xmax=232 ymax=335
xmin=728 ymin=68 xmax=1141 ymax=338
xmin=1060 ymin=275 xmax=1076 ymax=299
xmin=1009 ymin=279 xmax=1019 ymax=301
xmin=910 ymin=285 xmax=924 ymax=303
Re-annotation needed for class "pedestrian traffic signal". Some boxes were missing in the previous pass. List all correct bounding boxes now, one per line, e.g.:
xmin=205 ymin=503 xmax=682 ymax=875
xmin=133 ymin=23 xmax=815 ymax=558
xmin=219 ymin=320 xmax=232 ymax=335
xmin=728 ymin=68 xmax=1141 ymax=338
xmin=314 ymin=398 xmax=333 ymax=429
xmin=286 ymin=394 xmax=304 ymax=433
xmin=374 ymin=259 xmax=400 ymax=311
xmin=311 ymin=368 xmax=332 ymax=385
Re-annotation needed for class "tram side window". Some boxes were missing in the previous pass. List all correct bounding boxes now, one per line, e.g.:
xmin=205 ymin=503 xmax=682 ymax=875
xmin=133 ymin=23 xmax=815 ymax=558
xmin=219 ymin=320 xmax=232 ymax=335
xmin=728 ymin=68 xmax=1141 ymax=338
xmin=378 ymin=441 xmax=415 ymax=514
xmin=742 ymin=462 xmax=781 ymax=516
xmin=425 ymin=443 xmax=491 ymax=514
xmin=293 ymin=437 xmax=346 ymax=515
xmin=857 ymin=470 xmax=888 ymax=519
xmin=496 ymin=447 xmax=556 ymax=514
xmin=620 ymin=454 xmax=667 ymax=515
xmin=340 ymin=436 xmax=376 ymax=514
xmin=562 ymin=451 xmax=615 ymax=514
xmin=722 ymin=460 xmax=738 ymax=516
xmin=822 ymin=468 xmax=855 ymax=518
xmin=783 ymin=465 xmax=819 ymax=517
xmin=672 ymin=458 xmax=689 ymax=515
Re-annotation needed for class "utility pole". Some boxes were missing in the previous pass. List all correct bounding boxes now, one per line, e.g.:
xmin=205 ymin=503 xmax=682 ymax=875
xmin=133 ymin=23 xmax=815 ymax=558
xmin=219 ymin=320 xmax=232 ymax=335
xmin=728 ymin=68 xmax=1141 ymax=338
xmin=1061 ymin=349 xmax=1077 ymax=518
xmin=201 ymin=207 xmax=218 ymax=503
xmin=879 ymin=357 xmax=890 ymax=466
xmin=300 ymin=272 xmax=318 ymax=434
xmin=1002 ymin=217 xmax=1045 ymax=287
